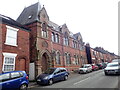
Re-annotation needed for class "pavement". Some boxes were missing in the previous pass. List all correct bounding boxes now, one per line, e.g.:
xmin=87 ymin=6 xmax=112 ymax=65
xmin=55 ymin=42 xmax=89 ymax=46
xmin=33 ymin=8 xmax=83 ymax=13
xmin=28 ymin=71 xmax=78 ymax=88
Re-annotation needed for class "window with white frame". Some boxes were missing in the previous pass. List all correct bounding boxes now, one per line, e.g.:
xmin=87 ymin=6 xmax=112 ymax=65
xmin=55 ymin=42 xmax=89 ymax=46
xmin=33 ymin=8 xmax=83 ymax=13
xmin=2 ymin=53 xmax=17 ymax=72
xmin=5 ymin=25 xmax=19 ymax=46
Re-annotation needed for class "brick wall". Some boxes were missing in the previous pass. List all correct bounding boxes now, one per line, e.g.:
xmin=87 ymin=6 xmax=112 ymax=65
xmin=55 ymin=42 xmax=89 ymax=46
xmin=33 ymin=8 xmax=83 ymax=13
xmin=1 ymin=24 xmax=30 ymax=73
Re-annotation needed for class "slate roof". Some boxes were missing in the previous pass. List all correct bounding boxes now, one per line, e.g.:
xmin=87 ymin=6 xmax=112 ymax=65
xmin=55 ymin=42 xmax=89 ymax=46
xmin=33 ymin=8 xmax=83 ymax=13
xmin=17 ymin=2 xmax=41 ymax=25
xmin=48 ymin=21 xmax=61 ymax=32
xmin=73 ymin=32 xmax=82 ymax=40
xmin=16 ymin=2 xmax=83 ymax=41
xmin=0 ymin=14 xmax=30 ymax=31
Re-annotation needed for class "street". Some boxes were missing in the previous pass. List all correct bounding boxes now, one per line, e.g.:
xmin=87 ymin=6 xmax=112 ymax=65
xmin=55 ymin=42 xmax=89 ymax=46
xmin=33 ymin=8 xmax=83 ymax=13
xmin=29 ymin=69 xmax=120 ymax=89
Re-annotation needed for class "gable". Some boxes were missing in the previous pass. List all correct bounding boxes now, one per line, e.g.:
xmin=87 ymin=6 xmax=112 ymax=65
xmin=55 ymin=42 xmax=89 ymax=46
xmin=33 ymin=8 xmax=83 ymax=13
xmin=39 ymin=7 xmax=49 ymax=24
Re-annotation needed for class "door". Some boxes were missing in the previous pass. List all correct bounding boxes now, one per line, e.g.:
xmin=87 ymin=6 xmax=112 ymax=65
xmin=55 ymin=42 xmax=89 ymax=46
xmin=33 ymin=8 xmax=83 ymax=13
xmin=53 ymin=69 xmax=61 ymax=82
xmin=41 ymin=53 xmax=49 ymax=72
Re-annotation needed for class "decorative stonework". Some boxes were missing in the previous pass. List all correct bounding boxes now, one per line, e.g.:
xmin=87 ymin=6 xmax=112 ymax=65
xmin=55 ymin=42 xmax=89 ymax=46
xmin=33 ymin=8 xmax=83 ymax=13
xmin=42 ymin=41 xmax=48 ymax=47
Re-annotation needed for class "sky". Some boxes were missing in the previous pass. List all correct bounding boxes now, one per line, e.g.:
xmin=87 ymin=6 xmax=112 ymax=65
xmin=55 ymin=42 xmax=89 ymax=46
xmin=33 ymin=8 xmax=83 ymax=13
xmin=0 ymin=0 xmax=119 ymax=55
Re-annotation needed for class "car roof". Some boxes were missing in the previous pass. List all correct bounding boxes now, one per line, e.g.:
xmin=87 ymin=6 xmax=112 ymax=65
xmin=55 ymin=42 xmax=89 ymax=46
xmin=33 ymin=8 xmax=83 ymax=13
xmin=0 ymin=71 xmax=25 ymax=75
xmin=49 ymin=67 xmax=67 ymax=70
xmin=107 ymin=62 xmax=119 ymax=65
xmin=112 ymin=59 xmax=120 ymax=62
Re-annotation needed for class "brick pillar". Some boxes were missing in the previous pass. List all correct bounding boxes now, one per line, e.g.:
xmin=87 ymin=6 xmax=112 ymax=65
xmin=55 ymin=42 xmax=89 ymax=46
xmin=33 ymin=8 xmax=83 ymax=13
xmin=0 ymin=24 xmax=2 ymax=73
xmin=35 ymin=60 xmax=42 ymax=77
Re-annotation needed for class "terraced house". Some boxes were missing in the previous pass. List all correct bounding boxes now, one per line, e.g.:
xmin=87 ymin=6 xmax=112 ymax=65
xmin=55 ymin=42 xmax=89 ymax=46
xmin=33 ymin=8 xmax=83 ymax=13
xmin=0 ymin=14 xmax=30 ymax=74
xmin=85 ymin=44 xmax=118 ymax=64
xmin=17 ymin=2 xmax=87 ymax=77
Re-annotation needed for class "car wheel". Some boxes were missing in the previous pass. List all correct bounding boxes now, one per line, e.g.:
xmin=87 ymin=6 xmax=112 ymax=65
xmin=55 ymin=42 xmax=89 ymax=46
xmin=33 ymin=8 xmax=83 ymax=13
xmin=78 ymin=71 xmax=81 ymax=74
xmin=105 ymin=72 xmax=108 ymax=76
xmin=64 ymin=75 xmax=68 ymax=80
xmin=48 ymin=79 xmax=53 ymax=85
xmin=85 ymin=71 xmax=87 ymax=74
xmin=19 ymin=84 xmax=27 ymax=90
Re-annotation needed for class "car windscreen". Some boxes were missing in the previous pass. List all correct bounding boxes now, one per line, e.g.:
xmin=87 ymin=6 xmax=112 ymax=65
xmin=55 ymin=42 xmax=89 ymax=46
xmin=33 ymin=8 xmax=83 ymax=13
xmin=83 ymin=66 xmax=89 ymax=68
xmin=44 ymin=68 xmax=56 ymax=74
xmin=107 ymin=63 xmax=119 ymax=67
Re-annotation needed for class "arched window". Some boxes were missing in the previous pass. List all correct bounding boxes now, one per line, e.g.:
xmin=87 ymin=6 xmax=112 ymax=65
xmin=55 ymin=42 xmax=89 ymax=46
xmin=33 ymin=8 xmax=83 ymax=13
xmin=64 ymin=37 xmax=69 ymax=46
xmin=51 ymin=32 xmax=55 ymax=42
xmin=73 ymin=41 xmax=77 ymax=48
xmin=74 ymin=55 xmax=79 ymax=65
xmin=55 ymin=34 xmax=59 ymax=43
xmin=65 ymin=53 xmax=71 ymax=65
xmin=42 ymin=23 xmax=47 ymax=38
xmin=56 ymin=52 xmax=61 ymax=64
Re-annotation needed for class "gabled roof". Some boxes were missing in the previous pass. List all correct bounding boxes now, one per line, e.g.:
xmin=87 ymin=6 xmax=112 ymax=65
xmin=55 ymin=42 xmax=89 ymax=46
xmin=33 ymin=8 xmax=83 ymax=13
xmin=73 ymin=32 xmax=82 ymax=39
xmin=0 ymin=14 xmax=30 ymax=31
xmin=17 ymin=2 xmax=41 ymax=25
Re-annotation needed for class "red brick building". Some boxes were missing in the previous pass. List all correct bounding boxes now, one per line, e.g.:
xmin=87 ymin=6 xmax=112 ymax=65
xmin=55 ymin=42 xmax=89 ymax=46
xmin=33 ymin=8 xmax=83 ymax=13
xmin=17 ymin=2 xmax=87 ymax=76
xmin=85 ymin=43 xmax=118 ymax=64
xmin=0 ymin=14 xmax=30 ymax=74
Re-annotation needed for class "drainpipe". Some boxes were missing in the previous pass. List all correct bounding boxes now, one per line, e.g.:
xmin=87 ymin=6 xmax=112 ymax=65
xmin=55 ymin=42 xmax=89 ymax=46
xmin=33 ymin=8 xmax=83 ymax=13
xmin=62 ymin=34 xmax=65 ymax=68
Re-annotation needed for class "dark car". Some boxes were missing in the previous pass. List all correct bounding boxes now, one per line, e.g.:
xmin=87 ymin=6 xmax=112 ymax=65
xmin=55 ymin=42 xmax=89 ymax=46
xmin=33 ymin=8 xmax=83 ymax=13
xmin=36 ymin=68 xmax=69 ymax=85
xmin=96 ymin=63 xmax=103 ymax=69
xmin=0 ymin=71 xmax=29 ymax=90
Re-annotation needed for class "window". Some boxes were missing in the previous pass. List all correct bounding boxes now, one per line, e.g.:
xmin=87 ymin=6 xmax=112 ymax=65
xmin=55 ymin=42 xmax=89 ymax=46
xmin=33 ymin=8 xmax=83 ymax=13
xmin=64 ymin=37 xmax=69 ymax=46
xmin=73 ymin=41 xmax=77 ymax=48
xmin=60 ymin=69 xmax=66 ymax=72
xmin=42 ymin=23 xmax=47 ymax=38
xmin=56 ymin=52 xmax=61 ymax=64
xmin=93 ymin=51 xmax=95 ymax=56
xmin=2 ymin=53 xmax=17 ymax=72
xmin=11 ymin=72 xmax=20 ymax=79
xmin=65 ymin=53 xmax=71 ymax=65
xmin=74 ymin=55 xmax=79 ymax=65
xmin=52 ymin=32 xmax=55 ymax=42
xmin=51 ymin=33 xmax=59 ymax=43
xmin=0 ymin=73 xmax=10 ymax=82
xmin=55 ymin=34 xmax=59 ymax=43
xmin=5 ymin=25 xmax=19 ymax=46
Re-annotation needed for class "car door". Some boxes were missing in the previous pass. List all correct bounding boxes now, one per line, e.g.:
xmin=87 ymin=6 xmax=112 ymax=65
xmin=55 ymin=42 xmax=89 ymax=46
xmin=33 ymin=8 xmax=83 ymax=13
xmin=60 ymin=69 xmax=67 ymax=80
xmin=0 ymin=73 xmax=11 ymax=89
xmin=53 ymin=69 xmax=61 ymax=82
xmin=88 ymin=65 xmax=91 ymax=72
xmin=9 ymin=72 xmax=22 ymax=88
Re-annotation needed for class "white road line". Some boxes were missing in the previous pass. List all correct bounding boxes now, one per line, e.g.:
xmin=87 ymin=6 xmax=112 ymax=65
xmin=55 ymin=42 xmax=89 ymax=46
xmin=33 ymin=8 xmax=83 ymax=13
xmin=73 ymin=77 xmax=91 ymax=85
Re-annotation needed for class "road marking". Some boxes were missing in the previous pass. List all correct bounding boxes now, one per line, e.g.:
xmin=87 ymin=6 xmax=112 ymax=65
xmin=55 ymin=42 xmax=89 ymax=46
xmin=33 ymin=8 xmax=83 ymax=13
xmin=73 ymin=77 xmax=91 ymax=85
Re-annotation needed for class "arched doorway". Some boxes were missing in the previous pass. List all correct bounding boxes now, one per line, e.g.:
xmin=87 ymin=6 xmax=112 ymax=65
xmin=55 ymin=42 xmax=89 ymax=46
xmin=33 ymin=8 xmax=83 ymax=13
xmin=41 ymin=53 xmax=50 ymax=72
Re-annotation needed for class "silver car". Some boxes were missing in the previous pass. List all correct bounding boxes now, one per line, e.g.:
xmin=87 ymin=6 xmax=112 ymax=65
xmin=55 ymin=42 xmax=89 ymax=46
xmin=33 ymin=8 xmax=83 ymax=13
xmin=78 ymin=64 xmax=92 ymax=74
xmin=104 ymin=62 xmax=120 ymax=75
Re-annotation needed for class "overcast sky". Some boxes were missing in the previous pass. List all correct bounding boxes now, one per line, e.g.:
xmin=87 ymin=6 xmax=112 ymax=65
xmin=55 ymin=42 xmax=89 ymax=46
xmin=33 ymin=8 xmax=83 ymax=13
xmin=0 ymin=0 xmax=119 ymax=55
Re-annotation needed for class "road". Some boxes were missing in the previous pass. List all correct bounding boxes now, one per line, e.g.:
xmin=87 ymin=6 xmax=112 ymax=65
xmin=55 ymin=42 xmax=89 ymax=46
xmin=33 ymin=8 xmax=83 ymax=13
xmin=30 ymin=69 xmax=120 ymax=89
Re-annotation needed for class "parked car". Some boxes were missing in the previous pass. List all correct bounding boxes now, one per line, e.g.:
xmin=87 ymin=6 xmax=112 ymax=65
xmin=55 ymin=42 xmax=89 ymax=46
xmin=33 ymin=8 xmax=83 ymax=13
xmin=111 ymin=59 xmax=120 ymax=63
xmin=101 ymin=62 xmax=107 ymax=69
xmin=0 ymin=71 xmax=29 ymax=90
xmin=78 ymin=64 xmax=92 ymax=74
xmin=91 ymin=64 xmax=99 ymax=71
xmin=98 ymin=62 xmax=107 ymax=69
xmin=96 ymin=63 xmax=103 ymax=69
xmin=36 ymin=67 xmax=69 ymax=85
xmin=104 ymin=62 xmax=120 ymax=75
